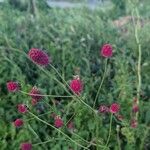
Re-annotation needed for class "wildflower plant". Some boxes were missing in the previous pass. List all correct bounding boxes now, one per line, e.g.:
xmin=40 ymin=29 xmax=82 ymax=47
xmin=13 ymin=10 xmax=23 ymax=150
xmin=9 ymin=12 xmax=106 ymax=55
xmin=0 ymin=0 xmax=149 ymax=150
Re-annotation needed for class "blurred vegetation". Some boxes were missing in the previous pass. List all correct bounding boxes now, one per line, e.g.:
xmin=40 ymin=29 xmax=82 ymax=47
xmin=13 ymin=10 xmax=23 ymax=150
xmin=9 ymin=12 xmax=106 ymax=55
xmin=0 ymin=0 xmax=150 ymax=149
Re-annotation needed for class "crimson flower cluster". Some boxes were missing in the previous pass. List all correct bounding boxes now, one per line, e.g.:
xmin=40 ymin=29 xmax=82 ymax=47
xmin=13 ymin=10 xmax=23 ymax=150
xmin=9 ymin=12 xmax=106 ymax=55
xmin=7 ymin=44 xmax=121 ymax=149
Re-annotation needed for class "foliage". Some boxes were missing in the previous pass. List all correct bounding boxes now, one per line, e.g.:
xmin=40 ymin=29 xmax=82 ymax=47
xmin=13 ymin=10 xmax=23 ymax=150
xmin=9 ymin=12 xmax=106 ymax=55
xmin=0 ymin=0 xmax=149 ymax=150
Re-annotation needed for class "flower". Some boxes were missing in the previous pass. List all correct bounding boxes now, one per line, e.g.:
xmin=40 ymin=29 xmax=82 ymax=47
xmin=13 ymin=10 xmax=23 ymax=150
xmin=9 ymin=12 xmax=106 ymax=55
xmin=7 ymin=81 xmax=20 ymax=92
xmin=21 ymin=142 xmax=32 ymax=150
xmin=132 ymin=104 xmax=139 ymax=113
xmin=98 ymin=105 xmax=109 ymax=113
xmin=18 ymin=104 xmax=27 ymax=113
xmin=31 ymin=99 xmax=38 ymax=106
xmin=14 ymin=119 xmax=24 ymax=127
xmin=130 ymin=119 xmax=138 ymax=128
xmin=54 ymin=116 xmax=64 ymax=128
xmin=70 ymin=77 xmax=83 ymax=94
xmin=110 ymin=103 xmax=120 ymax=114
xmin=28 ymin=48 xmax=50 ymax=66
xmin=67 ymin=121 xmax=74 ymax=130
xmin=29 ymin=87 xmax=43 ymax=101
xmin=101 ymin=44 xmax=113 ymax=58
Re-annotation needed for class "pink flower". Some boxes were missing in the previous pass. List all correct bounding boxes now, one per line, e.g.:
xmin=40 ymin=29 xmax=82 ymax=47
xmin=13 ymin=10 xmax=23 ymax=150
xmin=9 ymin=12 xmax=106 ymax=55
xmin=28 ymin=48 xmax=50 ymax=66
xmin=54 ymin=117 xmax=64 ymax=128
xmin=21 ymin=142 xmax=32 ymax=150
xmin=67 ymin=121 xmax=74 ymax=130
xmin=98 ymin=105 xmax=109 ymax=113
xmin=70 ymin=78 xmax=83 ymax=95
xmin=110 ymin=103 xmax=120 ymax=114
xmin=29 ymin=87 xmax=43 ymax=101
xmin=31 ymin=99 xmax=38 ymax=106
xmin=7 ymin=81 xmax=20 ymax=92
xmin=130 ymin=119 xmax=138 ymax=128
xmin=132 ymin=104 xmax=139 ymax=113
xmin=101 ymin=44 xmax=113 ymax=58
xmin=18 ymin=104 xmax=27 ymax=113
xmin=14 ymin=119 xmax=24 ymax=127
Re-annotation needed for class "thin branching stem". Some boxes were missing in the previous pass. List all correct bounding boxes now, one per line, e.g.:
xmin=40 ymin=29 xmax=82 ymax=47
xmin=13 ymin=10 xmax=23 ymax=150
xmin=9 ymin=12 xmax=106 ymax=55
xmin=93 ymin=58 xmax=108 ymax=108
xmin=103 ymin=113 xmax=113 ymax=150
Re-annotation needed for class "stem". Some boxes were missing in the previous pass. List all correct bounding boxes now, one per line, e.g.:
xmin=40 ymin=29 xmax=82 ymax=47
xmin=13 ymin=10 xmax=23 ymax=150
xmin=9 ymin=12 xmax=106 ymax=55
xmin=28 ymin=111 xmax=89 ymax=149
xmin=26 ymin=111 xmax=52 ymax=122
xmin=1 ymin=46 xmax=96 ymax=115
xmin=131 ymin=2 xmax=142 ymax=120
xmin=49 ymin=63 xmax=97 ymax=114
xmin=103 ymin=114 xmax=113 ymax=149
xmin=116 ymin=126 xmax=121 ymax=150
xmin=20 ymin=90 xmax=75 ymax=98
xmin=93 ymin=59 xmax=108 ymax=108
xmin=33 ymin=138 xmax=67 ymax=146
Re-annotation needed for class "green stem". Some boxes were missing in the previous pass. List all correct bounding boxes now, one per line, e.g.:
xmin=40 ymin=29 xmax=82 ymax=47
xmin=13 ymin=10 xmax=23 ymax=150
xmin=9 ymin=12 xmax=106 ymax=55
xmin=103 ymin=114 xmax=113 ymax=149
xmin=20 ymin=90 xmax=75 ymax=98
xmin=49 ymin=63 xmax=97 ymax=113
xmin=93 ymin=59 xmax=108 ymax=108
xmin=117 ymin=126 xmax=121 ymax=150
xmin=33 ymin=138 xmax=67 ymax=146
xmin=28 ymin=111 xmax=89 ymax=149
xmin=131 ymin=3 xmax=142 ymax=120
xmin=1 ymin=46 xmax=96 ymax=115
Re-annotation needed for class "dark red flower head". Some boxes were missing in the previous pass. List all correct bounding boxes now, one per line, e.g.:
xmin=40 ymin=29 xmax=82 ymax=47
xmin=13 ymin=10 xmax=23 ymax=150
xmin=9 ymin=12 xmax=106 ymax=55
xmin=7 ymin=81 xmax=20 ymax=92
xmin=29 ymin=87 xmax=43 ymax=101
xmin=21 ymin=142 xmax=32 ymax=150
xmin=101 ymin=44 xmax=113 ymax=58
xmin=110 ymin=103 xmax=120 ymax=114
xmin=54 ymin=116 xmax=64 ymax=128
xmin=130 ymin=119 xmax=138 ymax=128
xmin=98 ymin=105 xmax=109 ymax=113
xmin=70 ymin=77 xmax=83 ymax=95
xmin=14 ymin=119 xmax=24 ymax=127
xmin=28 ymin=48 xmax=50 ymax=66
xmin=18 ymin=104 xmax=27 ymax=113
xmin=132 ymin=104 xmax=139 ymax=113
xmin=67 ymin=121 xmax=74 ymax=130
xmin=31 ymin=99 xmax=38 ymax=106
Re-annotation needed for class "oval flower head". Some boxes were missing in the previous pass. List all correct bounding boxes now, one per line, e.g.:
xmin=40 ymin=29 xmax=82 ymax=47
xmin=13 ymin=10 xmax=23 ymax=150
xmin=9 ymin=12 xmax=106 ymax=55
xmin=7 ymin=81 xmax=20 ymax=92
xmin=14 ymin=119 xmax=24 ymax=127
xmin=18 ymin=104 xmax=27 ymax=114
xmin=110 ymin=103 xmax=120 ymax=114
xmin=21 ymin=142 xmax=32 ymax=150
xmin=98 ymin=105 xmax=109 ymax=113
xmin=130 ymin=119 xmax=138 ymax=128
xmin=54 ymin=116 xmax=64 ymax=128
xmin=132 ymin=104 xmax=139 ymax=113
xmin=28 ymin=48 xmax=50 ymax=66
xmin=70 ymin=76 xmax=83 ymax=95
xmin=101 ymin=44 xmax=113 ymax=58
xmin=29 ymin=87 xmax=43 ymax=101
xmin=31 ymin=99 xmax=38 ymax=106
